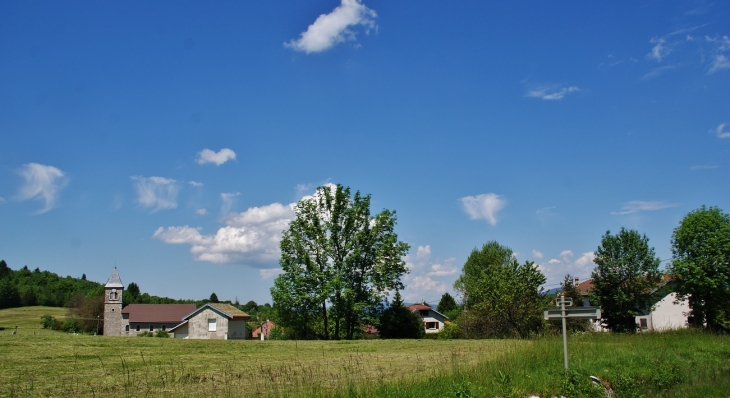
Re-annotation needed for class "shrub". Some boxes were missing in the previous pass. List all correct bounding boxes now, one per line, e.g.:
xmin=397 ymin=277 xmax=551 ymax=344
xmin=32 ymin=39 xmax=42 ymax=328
xmin=154 ymin=329 xmax=170 ymax=338
xmin=438 ymin=322 xmax=464 ymax=339
xmin=136 ymin=331 xmax=154 ymax=337
xmin=62 ymin=319 xmax=79 ymax=333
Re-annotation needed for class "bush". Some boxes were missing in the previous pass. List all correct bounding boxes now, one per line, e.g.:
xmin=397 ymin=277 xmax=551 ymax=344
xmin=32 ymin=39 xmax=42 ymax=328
xmin=438 ymin=322 xmax=464 ymax=339
xmin=40 ymin=314 xmax=56 ymax=329
xmin=136 ymin=331 xmax=154 ymax=337
xmin=154 ymin=329 xmax=170 ymax=338
xmin=62 ymin=319 xmax=79 ymax=333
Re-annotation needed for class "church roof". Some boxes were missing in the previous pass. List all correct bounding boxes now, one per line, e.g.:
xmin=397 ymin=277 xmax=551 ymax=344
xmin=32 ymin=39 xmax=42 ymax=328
xmin=122 ymin=304 xmax=197 ymax=323
xmin=105 ymin=267 xmax=124 ymax=288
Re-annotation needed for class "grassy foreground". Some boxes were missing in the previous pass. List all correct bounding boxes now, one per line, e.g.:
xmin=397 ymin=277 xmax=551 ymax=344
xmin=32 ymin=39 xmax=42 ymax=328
xmin=1 ymin=307 xmax=728 ymax=397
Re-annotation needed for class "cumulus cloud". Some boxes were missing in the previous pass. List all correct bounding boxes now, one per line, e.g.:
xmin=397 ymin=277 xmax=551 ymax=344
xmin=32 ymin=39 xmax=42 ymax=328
xmin=403 ymin=276 xmax=449 ymax=302
xmin=559 ymin=250 xmax=574 ymax=261
xmin=196 ymin=148 xmax=236 ymax=166
xmin=131 ymin=176 xmax=180 ymax=212
xmin=16 ymin=163 xmax=69 ymax=214
xmin=460 ymin=193 xmax=506 ymax=226
xmin=426 ymin=263 xmax=458 ymax=277
xmin=714 ymin=123 xmax=730 ymax=139
xmin=154 ymin=202 xmax=296 ymax=265
xmin=526 ymin=85 xmax=579 ymax=100
xmin=611 ymin=200 xmax=678 ymax=215
xmin=531 ymin=250 xmax=544 ymax=259
xmin=285 ymin=0 xmax=377 ymax=53
xmin=196 ymin=208 xmax=208 ymax=215
xmin=416 ymin=245 xmax=431 ymax=261
xmin=537 ymin=250 xmax=595 ymax=287
xmin=260 ymin=268 xmax=285 ymax=280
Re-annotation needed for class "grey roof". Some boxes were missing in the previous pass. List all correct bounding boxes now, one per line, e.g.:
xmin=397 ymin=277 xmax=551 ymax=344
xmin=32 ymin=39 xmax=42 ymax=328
xmin=105 ymin=267 xmax=124 ymax=288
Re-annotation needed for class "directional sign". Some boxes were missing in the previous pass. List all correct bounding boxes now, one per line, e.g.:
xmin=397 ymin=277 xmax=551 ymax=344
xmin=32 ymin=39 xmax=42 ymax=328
xmin=544 ymin=306 xmax=601 ymax=320
xmin=555 ymin=297 xmax=573 ymax=307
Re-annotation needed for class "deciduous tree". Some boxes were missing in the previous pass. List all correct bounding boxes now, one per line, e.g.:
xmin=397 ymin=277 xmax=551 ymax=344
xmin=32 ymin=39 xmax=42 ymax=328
xmin=590 ymin=228 xmax=662 ymax=332
xmin=272 ymin=184 xmax=410 ymax=340
xmin=454 ymin=241 xmax=547 ymax=338
xmin=670 ymin=206 xmax=730 ymax=330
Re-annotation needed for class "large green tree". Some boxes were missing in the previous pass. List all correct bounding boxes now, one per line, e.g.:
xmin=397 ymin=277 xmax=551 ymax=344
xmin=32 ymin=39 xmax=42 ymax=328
xmin=379 ymin=290 xmax=424 ymax=339
xmin=271 ymin=184 xmax=410 ymax=340
xmin=670 ymin=206 xmax=730 ymax=330
xmin=590 ymin=228 xmax=662 ymax=332
xmin=454 ymin=241 xmax=547 ymax=338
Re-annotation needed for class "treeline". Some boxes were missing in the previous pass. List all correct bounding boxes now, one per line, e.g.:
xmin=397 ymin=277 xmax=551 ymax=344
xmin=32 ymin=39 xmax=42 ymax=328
xmin=0 ymin=260 xmax=103 ymax=309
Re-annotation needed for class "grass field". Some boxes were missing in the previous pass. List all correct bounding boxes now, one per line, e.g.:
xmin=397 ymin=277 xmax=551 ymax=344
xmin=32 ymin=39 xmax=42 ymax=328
xmin=1 ymin=307 xmax=728 ymax=397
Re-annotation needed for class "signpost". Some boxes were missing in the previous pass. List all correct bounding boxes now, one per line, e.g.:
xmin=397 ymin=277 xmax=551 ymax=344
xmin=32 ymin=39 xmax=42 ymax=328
xmin=544 ymin=295 xmax=601 ymax=371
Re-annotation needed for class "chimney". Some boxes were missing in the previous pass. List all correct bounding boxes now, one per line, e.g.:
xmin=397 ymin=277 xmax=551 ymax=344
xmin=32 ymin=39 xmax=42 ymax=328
xmin=574 ymin=277 xmax=579 ymax=286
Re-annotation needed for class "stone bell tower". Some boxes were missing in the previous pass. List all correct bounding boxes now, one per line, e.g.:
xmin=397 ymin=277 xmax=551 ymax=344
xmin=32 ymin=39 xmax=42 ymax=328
xmin=103 ymin=267 xmax=124 ymax=336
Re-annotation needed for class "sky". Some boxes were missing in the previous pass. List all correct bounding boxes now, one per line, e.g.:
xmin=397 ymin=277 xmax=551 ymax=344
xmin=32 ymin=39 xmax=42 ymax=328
xmin=1 ymin=1 xmax=728 ymax=305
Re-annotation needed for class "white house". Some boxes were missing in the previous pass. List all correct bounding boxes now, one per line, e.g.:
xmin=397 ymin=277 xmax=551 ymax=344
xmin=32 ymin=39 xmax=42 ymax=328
xmin=169 ymin=302 xmax=250 ymax=340
xmin=576 ymin=276 xmax=689 ymax=332
xmin=407 ymin=303 xmax=448 ymax=334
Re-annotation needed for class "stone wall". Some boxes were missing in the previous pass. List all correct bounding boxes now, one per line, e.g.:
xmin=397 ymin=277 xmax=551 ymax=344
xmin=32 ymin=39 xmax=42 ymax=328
xmin=187 ymin=308 xmax=229 ymax=339
xmin=103 ymin=287 xmax=123 ymax=336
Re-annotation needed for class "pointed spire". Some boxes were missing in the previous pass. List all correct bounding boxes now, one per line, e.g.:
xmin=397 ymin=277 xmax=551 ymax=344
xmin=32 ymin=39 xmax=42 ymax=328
xmin=105 ymin=267 xmax=124 ymax=288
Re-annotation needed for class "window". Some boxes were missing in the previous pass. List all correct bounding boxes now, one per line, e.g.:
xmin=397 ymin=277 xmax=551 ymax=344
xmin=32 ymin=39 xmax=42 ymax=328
xmin=208 ymin=319 xmax=217 ymax=332
xmin=419 ymin=310 xmax=428 ymax=316
xmin=149 ymin=325 xmax=154 ymax=331
xmin=426 ymin=322 xmax=438 ymax=329
xmin=125 ymin=325 xmax=129 ymax=332
xmin=639 ymin=318 xmax=648 ymax=329
xmin=136 ymin=325 xmax=140 ymax=331
xmin=162 ymin=325 xmax=166 ymax=331
xmin=110 ymin=289 xmax=117 ymax=300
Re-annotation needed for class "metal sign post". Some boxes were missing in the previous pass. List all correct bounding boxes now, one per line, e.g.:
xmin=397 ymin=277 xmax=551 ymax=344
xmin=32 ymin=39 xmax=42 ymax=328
xmin=544 ymin=295 xmax=601 ymax=371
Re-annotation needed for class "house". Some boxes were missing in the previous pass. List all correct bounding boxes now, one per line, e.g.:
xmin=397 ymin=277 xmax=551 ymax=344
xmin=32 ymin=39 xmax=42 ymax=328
xmin=407 ymin=303 xmax=447 ymax=333
xmin=575 ymin=276 xmax=689 ymax=332
xmin=252 ymin=320 xmax=276 ymax=340
xmin=103 ymin=268 xmax=250 ymax=339
xmin=168 ymin=302 xmax=250 ymax=339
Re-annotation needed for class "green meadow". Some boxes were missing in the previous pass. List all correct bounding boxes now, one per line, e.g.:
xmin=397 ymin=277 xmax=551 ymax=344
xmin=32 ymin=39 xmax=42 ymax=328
xmin=1 ymin=307 xmax=728 ymax=397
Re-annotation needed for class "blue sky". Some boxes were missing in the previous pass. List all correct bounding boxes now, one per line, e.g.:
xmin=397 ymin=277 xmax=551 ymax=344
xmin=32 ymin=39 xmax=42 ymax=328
xmin=1 ymin=0 xmax=728 ymax=305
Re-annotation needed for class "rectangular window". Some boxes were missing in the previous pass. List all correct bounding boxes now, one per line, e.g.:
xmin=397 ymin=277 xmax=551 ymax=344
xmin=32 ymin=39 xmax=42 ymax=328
xmin=426 ymin=322 xmax=438 ymax=329
xmin=149 ymin=325 xmax=154 ymax=331
xmin=208 ymin=319 xmax=217 ymax=332
xmin=640 ymin=318 xmax=648 ymax=329
xmin=136 ymin=325 xmax=140 ymax=331
xmin=125 ymin=325 xmax=129 ymax=332
xmin=162 ymin=325 xmax=166 ymax=331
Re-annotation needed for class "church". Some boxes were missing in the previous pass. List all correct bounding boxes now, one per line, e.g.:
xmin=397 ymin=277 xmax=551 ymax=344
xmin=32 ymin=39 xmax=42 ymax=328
xmin=103 ymin=268 xmax=250 ymax=339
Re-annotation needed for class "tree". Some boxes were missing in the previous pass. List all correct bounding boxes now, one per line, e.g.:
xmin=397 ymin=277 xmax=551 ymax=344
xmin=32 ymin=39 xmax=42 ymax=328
xmin=209 ymin=292 xmax=219 ymax=303
xmin=379 ymin=290 xmax=424 ymax=339
xmin=271 ymin=184 xmax=410 ymax=340
xmin=126 ymin=282 xmax=141 ymax=304
xmin=552 ymin=274 xmax=590 ymax=333
xmin=590 ymin=228 xmax=662 ymax=332
xmin=454 ymin=241 xmax=547 ymax=338
xmin=437 ymin=292 xmax=458 ymax=313
xmin=670 ymin=206 xmax=730 ymax=330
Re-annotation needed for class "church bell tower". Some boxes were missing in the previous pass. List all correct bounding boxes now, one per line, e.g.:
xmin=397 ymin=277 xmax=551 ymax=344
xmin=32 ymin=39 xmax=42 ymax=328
xmin=103 ymin=267 xmax=124 ymax=336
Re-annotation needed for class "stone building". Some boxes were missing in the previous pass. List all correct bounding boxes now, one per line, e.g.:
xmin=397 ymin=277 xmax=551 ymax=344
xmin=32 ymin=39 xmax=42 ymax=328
xmin=102 ymin=268 xmax=250 ymax=339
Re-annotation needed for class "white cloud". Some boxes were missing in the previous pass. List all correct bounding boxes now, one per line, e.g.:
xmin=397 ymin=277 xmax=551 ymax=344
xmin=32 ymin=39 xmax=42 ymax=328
xmin=611 ymin=200 xmax=678 ymax=215
xmin=647 ymin=37 xmax=670 ymax=61
xmin=531 ymin=250 xmax=544 ymax=259
xmin=706 ymin=35 xmax=730 ymax=74
xmin=285 ymin=0 xmax=377 ymax=54
xmin=154 ymin=202 xmax=296 ymax=265
xmin=526 ymin=85 xmax=579 ymax=100
xmin=260 ymin=268 xmax=285 ymax=280
xmin=416 ymin=245 xmax=431 ymax=261
xmin=574 ymin=252 xmax=595 ymax=268
xmin=547 ymin=259 xmax=561 ymax=265
xmin=641 ymin=64 xmax=676 ymax=80
xmin=189 ymin=181 xmax=203 ymax=187
xmin=196 ymin=208 xmax=208 ymax=215
xmin=713 ymin=123 xmax=730 ymax=139
xmin=131 ymin=176 xmax=180 ymax=212
xmin=709 ymin=54 xmax=730 ymax=73
xmin=16 ymin=163 xmax=69 ymax=214
xmin=221 ymin=192 xmax=241 ymax=215
xmin=425 ymin=263 xmax=458 ymax=277
xmin=196 ymin=148 xmax=236 ymax=166
xmin=559 ymin=250 xmax=574 ymax=261
xmin=403 ymin=276 xmax=449 ymax=302
xmin=460 ymin=193 xmax=506 ymax=226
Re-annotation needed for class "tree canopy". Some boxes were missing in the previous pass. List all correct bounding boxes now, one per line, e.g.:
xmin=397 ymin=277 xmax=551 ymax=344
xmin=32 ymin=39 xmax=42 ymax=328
xmin=590 ymin=228 xmax=662 ymax=332
xmin=437 ymin=292 xmax=458 ymax=314
xmin=670 ymin=206 xmax=730 ymax=331
xmin=379 ymin=290 xmax=424 ymax=339
xmin=454 ymin=241 xmax=547 ymax=338
xmin=271 ymin=184 xmax=410 ymax=340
